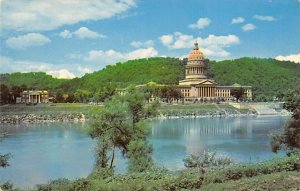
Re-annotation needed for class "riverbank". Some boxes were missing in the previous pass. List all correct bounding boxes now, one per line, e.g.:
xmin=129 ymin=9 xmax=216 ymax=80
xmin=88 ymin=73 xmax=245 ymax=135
xmin=0 ymin=102 xmax=289 ymax=124
xmin=0 ymin=103 xmax=94 ymax=124
xmin=7 ymin=152 xmax=299 ymax=191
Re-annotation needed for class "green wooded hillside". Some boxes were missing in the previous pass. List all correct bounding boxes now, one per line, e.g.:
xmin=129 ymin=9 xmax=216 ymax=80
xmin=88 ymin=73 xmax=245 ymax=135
xmin=0 ymin=72 xmax=68 ymax=91
xmin=71 ymin=57 xmax=185 ymax=91
xmin=211 ymin=58 xmax=300 ymax=101
xmin=1 ymin=57 xmax=299 ymax=101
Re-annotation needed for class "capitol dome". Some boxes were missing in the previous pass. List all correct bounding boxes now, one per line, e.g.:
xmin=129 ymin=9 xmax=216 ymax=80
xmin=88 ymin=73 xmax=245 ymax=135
xmin=188 ymin=42 xmax=205 ymax=61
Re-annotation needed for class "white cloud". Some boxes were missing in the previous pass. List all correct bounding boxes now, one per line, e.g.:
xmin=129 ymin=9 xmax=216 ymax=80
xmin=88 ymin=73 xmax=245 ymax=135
xmin=242 ymin=24 xmax=256 ymax=31
xmin=275 ymin=53 xmax=300 ymax=64
xmin=253 ymin=15 xmax=275 ymax=21
xmin=159 ymin=35 xmax=173 ymax=45
xmin=1 ymin=0 xmax=136 ymax=32
xmin=159 ymin=32 xmax=239 ymax=58
xmin=47 ymin=69 xmax=76 ymax=79
xmin=6 ymin=33 xmax=50 ymax=49
xmin=130 ymin=40 xmax=154 ymax=48
xmin=73 ymin=27 xmax=106 ymax=39
xmin=77 ymin=66 xmax=93 ymax=74
xmin=85 ymin=47 xmax=158 ymax=65
xmin=59 ymin=27 xmax=106 ymax=39
xmin=189 ymin=17 xmax=211 ymax=29
xmin=59 ymin=30 xmax=72 ymax=39
xmin=231 ymin=17 xmax=245 ymax=24
xmin=127 ymin=47 xmax=158 ymax=60
xmin=0 ymin=54 xmax=86 ymax=78
xmin=0 ymin=55 xmax=52 ymax=72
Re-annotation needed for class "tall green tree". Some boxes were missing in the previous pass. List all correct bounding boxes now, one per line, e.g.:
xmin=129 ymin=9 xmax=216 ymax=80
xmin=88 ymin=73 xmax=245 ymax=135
xmin=271 ymin=88 xmax=300 ymax=153
xmin=89 ymin=91 xmax=159 ymax=172
xmin=0 ymin=84 xmax=11 ymax=104
xmin=74 ymin=89 xmax=92 ymax=103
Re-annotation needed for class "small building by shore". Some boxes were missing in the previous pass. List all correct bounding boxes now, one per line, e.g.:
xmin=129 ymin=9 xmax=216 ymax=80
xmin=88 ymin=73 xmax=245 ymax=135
xmin=21 ymin=90 xmax=49 ymax=104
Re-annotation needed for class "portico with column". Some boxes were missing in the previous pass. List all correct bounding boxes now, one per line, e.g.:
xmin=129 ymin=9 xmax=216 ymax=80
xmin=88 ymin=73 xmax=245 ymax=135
xmin=21 ymin=90 xmax=49 ymax=103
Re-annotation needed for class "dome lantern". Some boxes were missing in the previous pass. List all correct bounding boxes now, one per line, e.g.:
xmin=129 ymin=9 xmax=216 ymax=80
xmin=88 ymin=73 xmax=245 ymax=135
xmin=188 ymin=41 xmax=205 ymax=61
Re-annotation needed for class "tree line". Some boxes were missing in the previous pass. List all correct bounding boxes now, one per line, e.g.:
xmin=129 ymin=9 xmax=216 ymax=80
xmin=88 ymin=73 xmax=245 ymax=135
xmin=1 ymin=57 xmax=300 ymax=103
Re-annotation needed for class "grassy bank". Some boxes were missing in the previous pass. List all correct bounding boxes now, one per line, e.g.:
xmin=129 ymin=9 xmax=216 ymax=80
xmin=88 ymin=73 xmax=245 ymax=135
xmin=17 ymin=153 xmax=298 ymax=191
xmin=159 ymin=103 xmax=252 ymax=117
xmin=0 ymin=103 xmax=253 ymax=123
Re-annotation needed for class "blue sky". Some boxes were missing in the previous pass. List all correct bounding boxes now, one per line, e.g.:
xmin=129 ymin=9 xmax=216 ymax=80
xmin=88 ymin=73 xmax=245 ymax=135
xmin=1 ymin=0 xmax=300 ymax=78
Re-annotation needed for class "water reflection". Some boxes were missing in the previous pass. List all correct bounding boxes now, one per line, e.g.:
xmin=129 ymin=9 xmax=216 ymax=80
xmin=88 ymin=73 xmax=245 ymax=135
xmin=0 ymin=116 xmax=287 ymax=187
xmin=0 ymin=123 xmax=95 ymax=188
xmin=150 ymin=116 xmax=287 ymax=169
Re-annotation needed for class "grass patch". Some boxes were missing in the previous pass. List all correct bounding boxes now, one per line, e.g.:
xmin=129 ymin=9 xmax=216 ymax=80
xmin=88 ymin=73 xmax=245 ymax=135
xmin=199 ymin=171 xmax=300 ymax=191
xmin=27 ymin=153 xmax=300 ymax=191
xmin=159 ymin=103 xmax=250 ymax=116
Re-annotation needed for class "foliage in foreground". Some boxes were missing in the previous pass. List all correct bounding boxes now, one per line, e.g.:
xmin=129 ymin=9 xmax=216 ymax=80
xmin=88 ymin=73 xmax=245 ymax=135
xmin=88 ymin=90 xmax=159 ymax=172
xmin=271 ymin=88 xmax=300 ymax=153
xmin=200 ymin=171 xmax=300 ymax=191
xmin=32 ymin=152 xmax=300 ymax=191
xmin=183 ymin=150 xmax=234 ymax=170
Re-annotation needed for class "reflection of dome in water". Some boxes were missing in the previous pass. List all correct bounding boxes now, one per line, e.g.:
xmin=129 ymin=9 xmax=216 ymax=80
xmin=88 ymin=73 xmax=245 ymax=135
xmin=188 ymin=42 xmax=205 ymax=61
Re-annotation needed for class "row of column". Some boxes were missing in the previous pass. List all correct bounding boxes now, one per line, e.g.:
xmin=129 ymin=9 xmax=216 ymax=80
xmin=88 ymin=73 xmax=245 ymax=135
xmin=28 ymin=94 xmax=41 ymax=103
xmin=197 ymin=87 xmax=215 ymax=97
xmin=186 ymin=67 xmax=204 ymax=75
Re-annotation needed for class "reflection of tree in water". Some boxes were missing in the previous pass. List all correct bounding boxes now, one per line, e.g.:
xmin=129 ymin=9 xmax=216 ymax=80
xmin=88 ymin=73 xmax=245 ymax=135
xmin=151 ymin=118 xmax=249 ymax=138
xmin=151 ymin=117 xmax=286 ymax=156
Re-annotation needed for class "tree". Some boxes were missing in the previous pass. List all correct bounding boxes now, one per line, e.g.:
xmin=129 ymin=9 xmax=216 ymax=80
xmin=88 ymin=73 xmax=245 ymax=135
xmin=10 ymin=85 xmax=23 ymax=103
xmin=230 ymin=87 xmax=245 ymax=102
xmin=74 ymin=89 xmax=92 ymax=103
xmin=94 ymin=85 xmax=116 ymax=102
xmin=127 ymin=140 xmax=153 ymax=172
xmin=0 ymin=154 xmax=10 ymax=168
xmin=55 ymin=92 xmax=65 ymax=103
xmin=89 ymin=90 xmax=159 ymax=172
xmin=0 ymin=134 xmax=10 ymax=168
xmin=271 ymin=88 xmax=300 ymax=153
xmin=0 ymin=84 xmax=10 ymax=104
xmin=89 ymin=97 xmax=130 ymax=169
xmin=65 ymin=94 xmax=75 ymax=103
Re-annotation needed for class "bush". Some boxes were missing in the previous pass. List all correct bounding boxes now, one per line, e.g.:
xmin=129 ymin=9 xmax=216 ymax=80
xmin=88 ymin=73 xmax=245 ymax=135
xmin=1 ymin=181 xmax=13 ymax=190
xmin=204 ymin=152 xmax=300 ymax=184
xmin=68 ymin=179 xmax=91 ymax=191
xmin=183 ymin=150 xmax=234 ymax=169
xmin=88 ymin=168 xmax=114 ymax=180
xmin=36 ymin=178 xmax=71 ymax=191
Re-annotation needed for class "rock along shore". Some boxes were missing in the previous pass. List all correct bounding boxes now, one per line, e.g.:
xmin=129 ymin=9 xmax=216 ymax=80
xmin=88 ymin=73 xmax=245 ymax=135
xmin=0 ymin=113 xmax=87 ymax=124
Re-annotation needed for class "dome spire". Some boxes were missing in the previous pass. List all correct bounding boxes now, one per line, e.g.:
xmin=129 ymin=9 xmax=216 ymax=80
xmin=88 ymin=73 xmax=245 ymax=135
xmin=194 ymin=41 xmax=199 ymax=50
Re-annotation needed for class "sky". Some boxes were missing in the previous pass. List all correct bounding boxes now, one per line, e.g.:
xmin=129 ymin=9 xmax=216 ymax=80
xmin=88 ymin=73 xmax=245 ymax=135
xmin=1 ymin=0 xmax=300 ymax=78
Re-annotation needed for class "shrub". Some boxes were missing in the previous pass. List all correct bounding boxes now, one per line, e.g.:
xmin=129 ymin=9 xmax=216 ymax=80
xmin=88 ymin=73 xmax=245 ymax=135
xmin=183 ymin=150 xmax=234 ymax=169
xmin=203 ymin=153 xmax=300 ymax=183
xmin=0 ymin=181 xmax=13 ymax=190
xmin=36 ymin=178 xmax=71 ymax=191
xmin=68 ymin=179 xmax=91 ymax=191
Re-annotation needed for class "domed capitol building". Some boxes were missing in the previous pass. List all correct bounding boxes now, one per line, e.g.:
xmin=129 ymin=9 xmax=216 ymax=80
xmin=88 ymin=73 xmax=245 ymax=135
xmin=178 ymin=42 xmax=252 ymax=102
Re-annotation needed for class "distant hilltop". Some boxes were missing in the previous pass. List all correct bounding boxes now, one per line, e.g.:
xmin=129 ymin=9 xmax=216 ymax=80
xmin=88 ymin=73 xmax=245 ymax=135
xmin=1 ymin=57 xmax=300 ymax=102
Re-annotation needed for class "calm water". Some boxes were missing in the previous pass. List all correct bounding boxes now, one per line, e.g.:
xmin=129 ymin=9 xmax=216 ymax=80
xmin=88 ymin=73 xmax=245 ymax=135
xmin=0 ymin=116 xmax=287 ymax=187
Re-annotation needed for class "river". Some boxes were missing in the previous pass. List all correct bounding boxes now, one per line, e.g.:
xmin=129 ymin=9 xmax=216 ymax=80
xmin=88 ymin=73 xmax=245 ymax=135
xmin=0 ymin=115 xmax=287 ymax=187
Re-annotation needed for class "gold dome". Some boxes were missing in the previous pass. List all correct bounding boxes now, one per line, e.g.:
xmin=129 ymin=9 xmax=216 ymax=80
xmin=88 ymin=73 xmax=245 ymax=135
xmin=188 ymin=42 xmax=205 ymax=61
